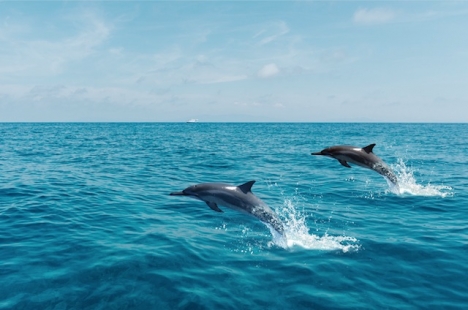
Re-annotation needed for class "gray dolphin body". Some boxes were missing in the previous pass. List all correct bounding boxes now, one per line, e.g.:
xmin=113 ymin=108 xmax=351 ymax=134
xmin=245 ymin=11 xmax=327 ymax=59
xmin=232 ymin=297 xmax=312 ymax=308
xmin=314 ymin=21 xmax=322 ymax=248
xmin=170 ymin=180 xmax=285 ymax=236
xmin=312 ymin=143 xmax=399 ymax=186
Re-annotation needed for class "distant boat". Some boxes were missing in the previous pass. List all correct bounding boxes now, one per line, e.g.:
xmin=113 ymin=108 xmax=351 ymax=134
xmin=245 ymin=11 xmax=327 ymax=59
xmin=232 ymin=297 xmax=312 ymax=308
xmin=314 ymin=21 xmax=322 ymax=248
xmin=186 ymin=119 xmax=198 ymax=123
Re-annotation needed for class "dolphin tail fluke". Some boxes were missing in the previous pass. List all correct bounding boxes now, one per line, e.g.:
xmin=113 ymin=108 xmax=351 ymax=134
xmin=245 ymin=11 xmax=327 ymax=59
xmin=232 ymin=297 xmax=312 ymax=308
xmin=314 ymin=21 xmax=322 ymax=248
xmin=376 ymin=165 xmax=399 ymax=186
xmin=385 ymin=173 xmax=399 ymax=186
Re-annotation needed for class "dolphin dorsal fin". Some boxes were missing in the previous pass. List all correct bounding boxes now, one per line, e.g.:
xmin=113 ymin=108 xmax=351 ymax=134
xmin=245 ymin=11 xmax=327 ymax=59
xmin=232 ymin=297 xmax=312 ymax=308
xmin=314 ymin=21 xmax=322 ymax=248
xmin=238 ymin=180 xmax=256 ymax=193
xmin=362 ymin=144 xmax=376 ymax=154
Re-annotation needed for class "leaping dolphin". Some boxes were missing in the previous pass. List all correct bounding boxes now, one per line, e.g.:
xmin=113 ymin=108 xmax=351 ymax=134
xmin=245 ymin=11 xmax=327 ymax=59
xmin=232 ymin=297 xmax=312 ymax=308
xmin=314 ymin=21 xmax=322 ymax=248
xmin=311 ymin=143 xmax=399 ymax=186
xmin=170 ymin=180 xmax=285 ymax=236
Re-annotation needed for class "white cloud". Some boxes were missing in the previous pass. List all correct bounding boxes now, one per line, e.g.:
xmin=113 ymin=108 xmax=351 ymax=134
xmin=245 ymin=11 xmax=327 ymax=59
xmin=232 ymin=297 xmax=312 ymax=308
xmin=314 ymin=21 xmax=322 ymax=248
xmin=353 ymin=8 xmax=396 ymax=25
xmin=0 ymin=82 xmax=168 ymax=108
xmin=152 ymin=47 xmax=183 ymax=67
xmin=255 ymin=21 xmax=289 ymax=45
xmin=166 ymin=58 xmax=247 ymax=85
xmin=199 ymin=75 xmax=248 ymax=84
xmin=257 ymin=63 xmax=279 ymax=78
xmin=0 ymin=11 xmax=111 ymax=78
xmin=320 ymin=49 xmax=347 ymax=63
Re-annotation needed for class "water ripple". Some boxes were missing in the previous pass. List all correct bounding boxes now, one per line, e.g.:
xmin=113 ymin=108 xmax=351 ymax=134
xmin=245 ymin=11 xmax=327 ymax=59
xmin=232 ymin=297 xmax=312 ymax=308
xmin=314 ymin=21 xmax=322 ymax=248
xmin=1 ymin=123 xmax=467 ymax=309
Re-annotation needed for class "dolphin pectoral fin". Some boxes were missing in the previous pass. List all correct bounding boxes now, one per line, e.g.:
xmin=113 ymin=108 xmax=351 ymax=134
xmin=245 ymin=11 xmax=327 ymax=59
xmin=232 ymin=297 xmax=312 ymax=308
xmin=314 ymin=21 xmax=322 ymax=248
xmin=362 ymin=143 xmax=376 ymax=154
xmin=206 ymin=202 xmax=223 ymax=213
xmin=339 ymin=160 xmax=352 ymax=168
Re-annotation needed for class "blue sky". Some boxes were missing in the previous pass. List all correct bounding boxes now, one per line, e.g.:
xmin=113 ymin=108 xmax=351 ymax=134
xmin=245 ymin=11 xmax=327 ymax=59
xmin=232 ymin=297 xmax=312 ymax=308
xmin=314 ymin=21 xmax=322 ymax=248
xmin=1 ymin=1 xmax=467 ymax=122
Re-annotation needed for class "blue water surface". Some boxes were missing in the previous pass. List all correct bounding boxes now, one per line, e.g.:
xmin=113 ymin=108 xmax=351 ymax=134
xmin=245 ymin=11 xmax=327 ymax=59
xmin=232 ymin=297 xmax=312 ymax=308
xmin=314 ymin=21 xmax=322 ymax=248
xmin=0 ymin=123 xmax=467 ymax=309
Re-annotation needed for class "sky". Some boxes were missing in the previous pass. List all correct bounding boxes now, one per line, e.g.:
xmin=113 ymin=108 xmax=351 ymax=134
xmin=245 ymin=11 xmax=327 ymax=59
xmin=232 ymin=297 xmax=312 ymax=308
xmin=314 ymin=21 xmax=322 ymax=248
xmin=1 ymin=1 xmax=467 ymax=122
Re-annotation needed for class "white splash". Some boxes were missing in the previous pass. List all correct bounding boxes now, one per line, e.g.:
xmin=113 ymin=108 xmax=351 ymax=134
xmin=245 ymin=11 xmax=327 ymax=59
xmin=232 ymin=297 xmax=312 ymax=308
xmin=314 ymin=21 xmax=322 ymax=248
xmin=391 ymin=159 xmax=453 ymax=197
xmin=272 ymin=199 xmax=360 ymax=253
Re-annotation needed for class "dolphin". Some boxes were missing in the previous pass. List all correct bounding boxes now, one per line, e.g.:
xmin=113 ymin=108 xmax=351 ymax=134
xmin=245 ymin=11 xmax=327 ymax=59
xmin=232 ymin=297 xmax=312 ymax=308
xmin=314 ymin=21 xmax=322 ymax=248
xmin=170 ymin=180 xmax=285 ymax=236
xmin=311 ymin=143 xmax=399 ymax=186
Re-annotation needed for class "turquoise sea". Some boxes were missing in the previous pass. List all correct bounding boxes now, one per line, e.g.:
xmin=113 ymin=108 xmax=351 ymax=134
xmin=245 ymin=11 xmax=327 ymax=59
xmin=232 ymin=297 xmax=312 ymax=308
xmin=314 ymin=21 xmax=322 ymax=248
xmin=1 ymin=123 xmax=466 ymax=309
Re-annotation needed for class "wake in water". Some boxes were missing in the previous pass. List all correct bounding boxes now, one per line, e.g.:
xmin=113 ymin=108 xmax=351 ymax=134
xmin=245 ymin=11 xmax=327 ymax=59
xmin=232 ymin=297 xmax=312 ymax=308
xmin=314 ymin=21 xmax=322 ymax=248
xmin=270 ymin=199 xmax=360 ymax=253
xmin=223 ymin=156 xmax=453 ymax=252
xmin=391 ymin=159 xmax=453 ymax=197
xmin=219 ymin=197 xmax=359 ymax=253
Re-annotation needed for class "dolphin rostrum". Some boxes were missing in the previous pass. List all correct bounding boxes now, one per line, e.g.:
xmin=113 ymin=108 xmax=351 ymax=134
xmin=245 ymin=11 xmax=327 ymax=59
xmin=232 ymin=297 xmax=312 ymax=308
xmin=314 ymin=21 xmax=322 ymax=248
xmin=311 ymin=143 xmax=399 ymax=186
xmin=170 ymin=180 xmax=285 ymax=236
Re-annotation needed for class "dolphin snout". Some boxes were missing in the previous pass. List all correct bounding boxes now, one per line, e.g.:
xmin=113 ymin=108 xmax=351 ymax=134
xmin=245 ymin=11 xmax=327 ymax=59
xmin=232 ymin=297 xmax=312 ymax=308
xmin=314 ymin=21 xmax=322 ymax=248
xmin=169 ymin=191 xmax=185 ymax=196
xmin=311 ymin=151 xmax=323 ymax=156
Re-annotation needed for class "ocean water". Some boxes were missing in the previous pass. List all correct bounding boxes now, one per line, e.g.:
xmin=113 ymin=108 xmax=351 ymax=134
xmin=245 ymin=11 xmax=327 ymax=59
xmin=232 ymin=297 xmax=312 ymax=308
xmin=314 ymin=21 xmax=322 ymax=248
xmin=0 ymin=122 xmax=466 ymax=309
